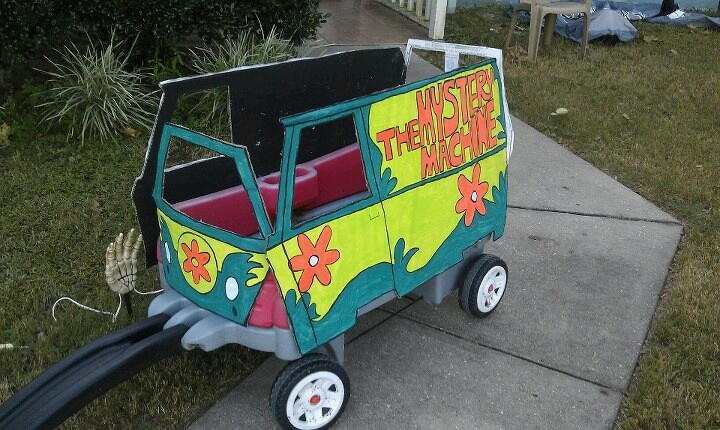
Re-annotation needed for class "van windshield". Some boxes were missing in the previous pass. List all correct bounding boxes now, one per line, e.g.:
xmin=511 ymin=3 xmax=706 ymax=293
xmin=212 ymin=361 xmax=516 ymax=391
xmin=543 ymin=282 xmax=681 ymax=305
xmin=161 ymin=133 xmax=264 ymax=239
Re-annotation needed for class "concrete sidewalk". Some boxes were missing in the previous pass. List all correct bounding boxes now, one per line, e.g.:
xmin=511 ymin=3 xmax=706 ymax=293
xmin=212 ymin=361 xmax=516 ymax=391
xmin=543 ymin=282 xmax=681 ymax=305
xmin=190 ymin=1 xmax=682 ymax=428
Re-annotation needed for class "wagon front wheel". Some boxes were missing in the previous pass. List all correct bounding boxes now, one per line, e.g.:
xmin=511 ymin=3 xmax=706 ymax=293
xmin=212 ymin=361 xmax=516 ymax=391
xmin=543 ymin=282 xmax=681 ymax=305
xmin=459 ymin=254 xmax=508 ymax=317
xmin=270 ymin=354 xmax=350 ymax=430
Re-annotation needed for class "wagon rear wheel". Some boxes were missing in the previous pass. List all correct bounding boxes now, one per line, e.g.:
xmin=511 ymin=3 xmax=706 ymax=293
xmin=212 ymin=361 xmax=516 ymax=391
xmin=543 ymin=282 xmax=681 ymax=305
xmin=270 ymin=354 xmax=350 ymax=430
xmin=458 ymin=254 xmax=508 ymax=317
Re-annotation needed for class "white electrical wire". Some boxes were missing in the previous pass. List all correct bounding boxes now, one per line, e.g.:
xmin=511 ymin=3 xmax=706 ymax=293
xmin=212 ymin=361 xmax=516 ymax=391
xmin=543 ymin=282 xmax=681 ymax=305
xmin=0 ymin=343 xmax=29 ymax=350
xmin=133 ymin=288 xmax=163 ymax=295
xmin=51 ymin=293 xmax=123 ymax=323
xmin=51 ymin=286 xmax=163 ymax=323
xmin=52 ymin=228 xmax=164 ymax=323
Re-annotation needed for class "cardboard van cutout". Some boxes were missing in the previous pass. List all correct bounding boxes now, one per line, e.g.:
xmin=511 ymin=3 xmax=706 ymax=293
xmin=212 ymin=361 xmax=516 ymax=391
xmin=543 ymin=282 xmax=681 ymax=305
xmin=133 ymin=47 xmax=509 ymax=356
xmin=0 ymin=45 xmax=512 ymax=430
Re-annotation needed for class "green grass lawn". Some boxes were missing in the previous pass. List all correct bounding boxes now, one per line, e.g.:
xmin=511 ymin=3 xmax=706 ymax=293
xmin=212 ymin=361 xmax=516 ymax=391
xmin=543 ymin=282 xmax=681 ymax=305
xmin=442 ymin=6 xmax=720 ymax=429
xmin=0 ymin=92 xmax=267 ymax=428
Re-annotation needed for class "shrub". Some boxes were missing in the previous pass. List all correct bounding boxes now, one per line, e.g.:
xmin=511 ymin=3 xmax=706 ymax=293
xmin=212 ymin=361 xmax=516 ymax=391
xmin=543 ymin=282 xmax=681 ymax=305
xmin=37 ymin=35 xmax=157 ymax=144
xmin=0 ymin=1 xmax=72 ymax=66
xmin=188 ymin=26 xmax=297 ymax=133
xmin=0 ymin=0 xmax=325 ymax=68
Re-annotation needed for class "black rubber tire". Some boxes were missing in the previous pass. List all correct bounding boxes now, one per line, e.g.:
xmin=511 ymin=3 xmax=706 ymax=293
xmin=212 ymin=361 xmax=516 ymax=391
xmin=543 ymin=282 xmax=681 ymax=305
xmin=270 ymin=354 xmax=351 ymax=430
xmin=458 ymin=254 xmax=508 ymax=318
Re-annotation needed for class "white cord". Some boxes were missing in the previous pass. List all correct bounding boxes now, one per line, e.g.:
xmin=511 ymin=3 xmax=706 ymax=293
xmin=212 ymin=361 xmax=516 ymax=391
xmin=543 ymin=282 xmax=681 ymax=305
xmin=52 ymin=286 xmax=163 ymax=323
xmin=52 ymin=293 xmax=123 ymax=323
xmin=133 ymin=288 xmax=163 ymax=295
xmin=112 ymin=293 xmax=123 ymax=320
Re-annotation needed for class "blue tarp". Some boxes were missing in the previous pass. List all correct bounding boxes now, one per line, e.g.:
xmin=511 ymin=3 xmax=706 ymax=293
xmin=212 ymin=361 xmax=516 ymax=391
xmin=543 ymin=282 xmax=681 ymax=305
xmin=511 ymin=1 xmax=720 ymax=43
xmin=646 ymin=9 xmax=720 ymax=27
xmin=553 ymin=1 xmax=661 ymax=42
xmin=556 ymin=7 xmax=638 ymax=42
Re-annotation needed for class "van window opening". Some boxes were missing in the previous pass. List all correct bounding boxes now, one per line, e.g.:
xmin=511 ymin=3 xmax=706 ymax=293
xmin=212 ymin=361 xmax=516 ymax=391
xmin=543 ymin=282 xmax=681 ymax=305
xmin=289 ymin=115 xmax=371 ymax=228
xmin=162 ymin=136 xmax=263 ymax=238
xmin=169 ymin=88 xmax=232 ymax=142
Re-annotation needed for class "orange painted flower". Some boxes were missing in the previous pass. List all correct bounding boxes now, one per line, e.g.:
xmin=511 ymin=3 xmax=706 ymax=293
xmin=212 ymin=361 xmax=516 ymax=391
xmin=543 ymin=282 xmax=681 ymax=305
xmin=289 ymin=225 xmax=341 ymax=294
xmin=455 ymin=163 xmax=489 ymax=227
xmin=181 ymin=239 xmax=212 ymax=284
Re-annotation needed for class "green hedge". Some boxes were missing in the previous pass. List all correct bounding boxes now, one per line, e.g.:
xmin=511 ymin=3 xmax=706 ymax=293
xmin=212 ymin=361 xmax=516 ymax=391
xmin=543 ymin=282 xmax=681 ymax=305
xmin=0 ymin=0 xmax=325 ymax=66
xmin=0 ymin=1 xmax=69 ymax=64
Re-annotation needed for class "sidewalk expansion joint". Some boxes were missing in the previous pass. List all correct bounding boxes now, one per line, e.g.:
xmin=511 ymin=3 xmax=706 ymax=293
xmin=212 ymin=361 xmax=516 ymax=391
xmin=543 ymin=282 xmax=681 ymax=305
xmin=508 ymin=204 xmax=683 ymax=226
xmin=347 ymin=311 xmax=397 ymax=346
xmin=347 ymin=297 xmax=422 ymax=346
xmin=397 ymin=312 xmax=625 ymax=396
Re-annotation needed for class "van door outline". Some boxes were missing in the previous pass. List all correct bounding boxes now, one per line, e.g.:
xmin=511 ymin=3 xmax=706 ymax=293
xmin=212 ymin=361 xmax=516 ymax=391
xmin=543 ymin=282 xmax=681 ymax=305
xmin=267 ymin=110 xmax=395 ymax=354
xmin=152 ymin=124 xmax=273 ymax=325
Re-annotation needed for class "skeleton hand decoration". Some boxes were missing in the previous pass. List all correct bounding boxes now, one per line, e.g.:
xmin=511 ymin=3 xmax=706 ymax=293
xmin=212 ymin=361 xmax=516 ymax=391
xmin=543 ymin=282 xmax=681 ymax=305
xmin=105 ymin=228 xmax=143 ymax=294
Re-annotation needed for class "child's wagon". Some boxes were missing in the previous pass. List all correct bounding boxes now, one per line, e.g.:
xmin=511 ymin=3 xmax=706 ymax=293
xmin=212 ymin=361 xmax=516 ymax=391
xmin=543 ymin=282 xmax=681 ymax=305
xmin=0 ymin=42 xmax=513 ymax=430
xmin=135 ymin=42 xmax=513 ymax=429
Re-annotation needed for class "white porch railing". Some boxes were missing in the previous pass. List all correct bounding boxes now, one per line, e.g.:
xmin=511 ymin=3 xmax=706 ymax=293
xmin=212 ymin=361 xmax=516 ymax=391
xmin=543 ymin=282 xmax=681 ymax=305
xmin=380 ymin=0 xmax=449 ymax=39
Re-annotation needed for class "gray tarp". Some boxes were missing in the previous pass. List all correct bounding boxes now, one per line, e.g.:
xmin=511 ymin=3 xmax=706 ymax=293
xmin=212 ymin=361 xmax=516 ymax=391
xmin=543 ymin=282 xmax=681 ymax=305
xmin=646 ymin=9 xmax=720 ymax=27
xmin=556 ymin=8 xmax=639 ymax=42
xmin=552 ymin=1 xmax=663 ymax=42
xmin=511 ymin=1 xmax=719 ymax=43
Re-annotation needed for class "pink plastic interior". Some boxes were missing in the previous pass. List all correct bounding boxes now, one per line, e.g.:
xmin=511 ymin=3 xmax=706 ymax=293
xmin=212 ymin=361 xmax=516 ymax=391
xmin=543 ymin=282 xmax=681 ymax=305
xmin=302 ymin=143 xmax=368 ymax=207
xmin=246 ymin=273 xmax=290 ymax=329
xmin=171 ymin=143 xmax=367 ymax=236
xmin=160 ymin=143 xmax=368 ymax=328
xmin=258 ymin=165 xmax=319 ymax=216
xmin=173 ymin=184 xmax=262 ymax=237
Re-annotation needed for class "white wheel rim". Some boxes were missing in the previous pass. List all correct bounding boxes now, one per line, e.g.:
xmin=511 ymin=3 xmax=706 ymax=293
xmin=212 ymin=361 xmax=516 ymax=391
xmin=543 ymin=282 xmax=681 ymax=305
xmin=286 ymin=370 xmax=345 ymax=430
xmin=476 ymin=265 xmax=507 ymax=313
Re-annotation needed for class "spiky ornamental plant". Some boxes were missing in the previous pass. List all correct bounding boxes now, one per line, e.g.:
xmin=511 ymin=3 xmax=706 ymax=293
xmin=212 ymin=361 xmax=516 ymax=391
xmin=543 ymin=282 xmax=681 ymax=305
xmin=38 ymin=34 xmax=157 ymax=145
xmin=189 ymin=26 xmax=296 ymax=132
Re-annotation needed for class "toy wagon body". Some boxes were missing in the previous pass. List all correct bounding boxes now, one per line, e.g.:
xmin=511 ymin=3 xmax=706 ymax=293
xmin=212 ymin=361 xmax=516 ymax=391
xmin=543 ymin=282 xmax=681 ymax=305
xmin=132 ymin=44 xmax=512 ymax=429
xmin=0 ymin=44 xmax=512 ymax=430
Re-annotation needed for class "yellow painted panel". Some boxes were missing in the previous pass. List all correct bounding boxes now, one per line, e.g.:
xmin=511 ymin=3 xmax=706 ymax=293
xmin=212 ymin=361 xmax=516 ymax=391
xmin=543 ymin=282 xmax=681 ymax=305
xmin=384 ymin=149 xmax=506 ymax=272
xmin=267 ymin=244 xmax=300 ymax=301
xmin=281 ymin=204 xmax=390 ymax=318
xmin=158 ymin=211 xmax=270 ymax=292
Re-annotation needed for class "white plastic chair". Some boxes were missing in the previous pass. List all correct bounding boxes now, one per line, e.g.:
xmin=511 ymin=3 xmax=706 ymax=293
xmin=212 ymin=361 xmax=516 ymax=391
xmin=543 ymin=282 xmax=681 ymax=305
xmin=505 ymin=0 xmax=591 ymax=61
